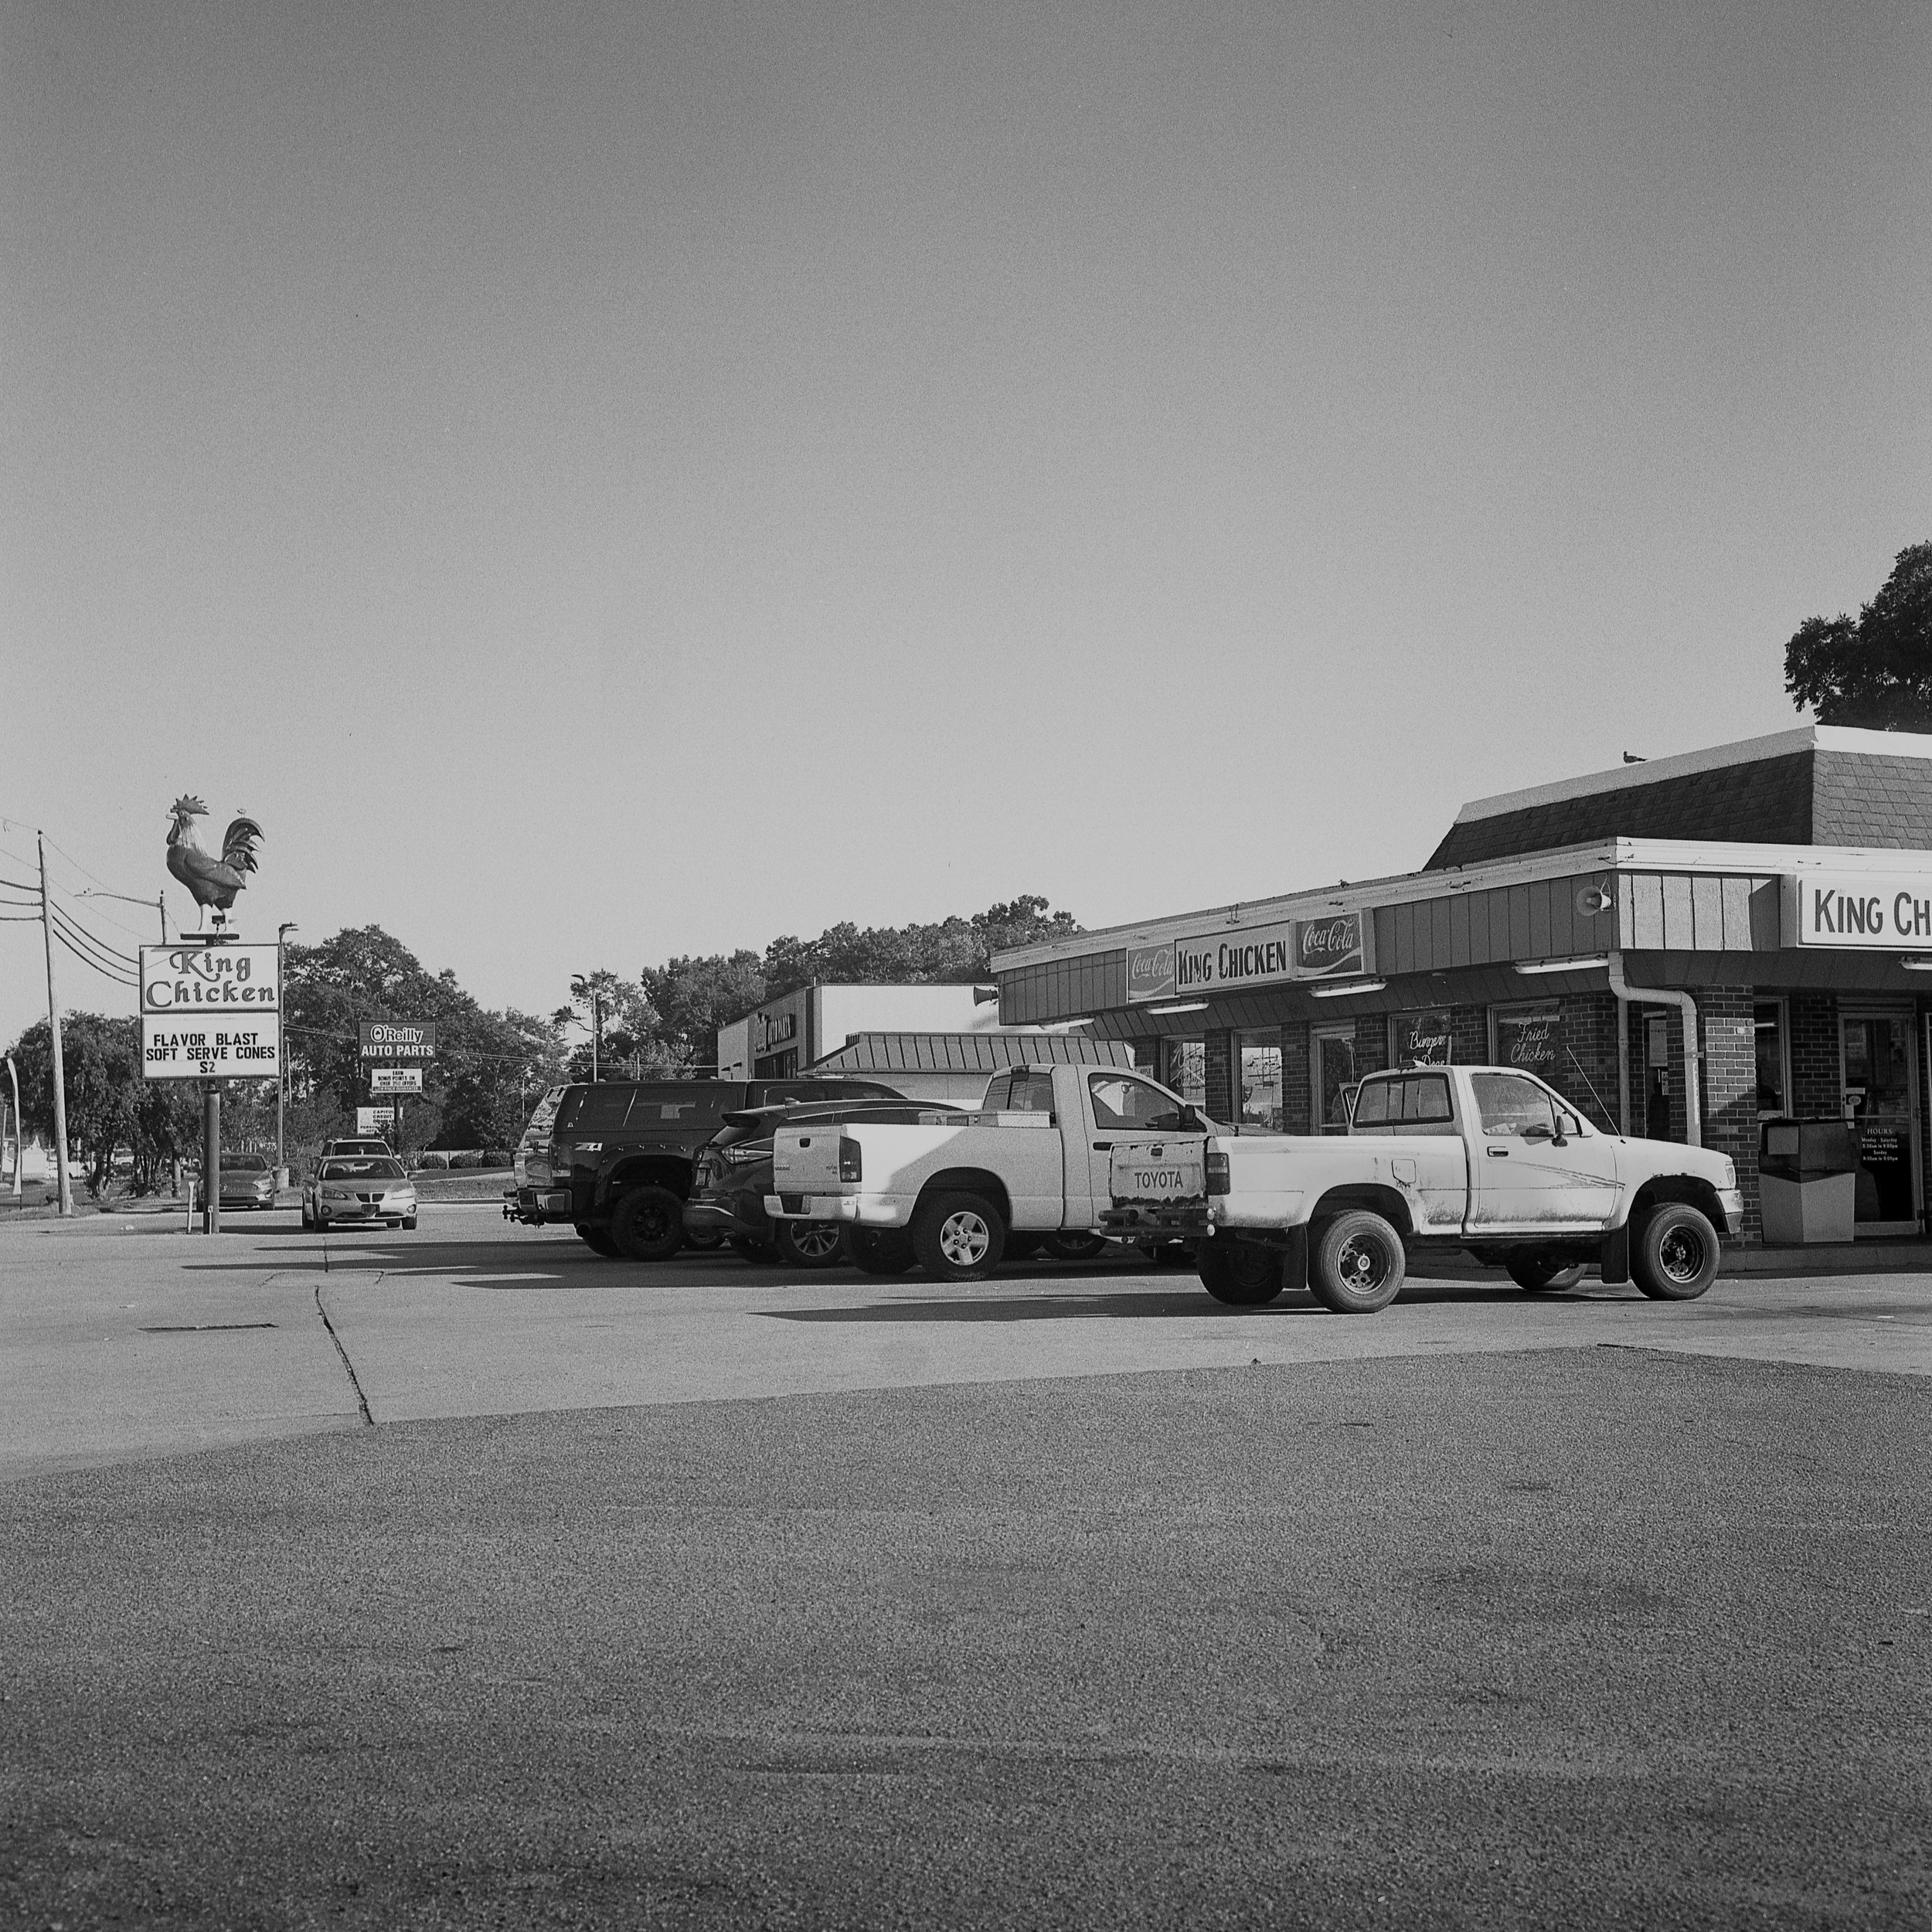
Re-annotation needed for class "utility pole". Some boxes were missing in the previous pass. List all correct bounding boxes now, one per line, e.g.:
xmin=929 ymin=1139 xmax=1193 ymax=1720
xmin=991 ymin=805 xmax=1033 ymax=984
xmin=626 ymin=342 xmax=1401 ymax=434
xmin=37 ymin=834 xmax=73 ymax=1217
xmin=275 ymin=922 xmax=297 ymax=1188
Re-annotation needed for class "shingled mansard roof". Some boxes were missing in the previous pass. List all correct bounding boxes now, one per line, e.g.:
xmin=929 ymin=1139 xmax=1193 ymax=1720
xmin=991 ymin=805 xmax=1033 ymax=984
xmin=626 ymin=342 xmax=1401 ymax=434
xmin=1426 ymin=726 xmax=1932 ymax=869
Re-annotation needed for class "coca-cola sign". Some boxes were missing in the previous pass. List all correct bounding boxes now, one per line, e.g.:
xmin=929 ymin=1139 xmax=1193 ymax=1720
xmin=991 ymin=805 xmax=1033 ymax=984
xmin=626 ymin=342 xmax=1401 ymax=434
xmin=1126 ymin=943 xmax=1176 ymax=1002
xmin=1294 ymin=913 xmax=1364 ymax=978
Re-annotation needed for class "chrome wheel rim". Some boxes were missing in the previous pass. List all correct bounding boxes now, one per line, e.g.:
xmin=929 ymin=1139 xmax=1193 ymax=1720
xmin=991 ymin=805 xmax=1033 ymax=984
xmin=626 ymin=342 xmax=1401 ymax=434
xmin=1335 ymin=1234 xmax=1389 ymax=1294
xmin=939 ymin=1211 xmax=992 ymax=1267
xmin=1659 ymin=1225 xmax=1706 ymax=1284
xmin=792 ymin=1223 xmax=842 ymax=1261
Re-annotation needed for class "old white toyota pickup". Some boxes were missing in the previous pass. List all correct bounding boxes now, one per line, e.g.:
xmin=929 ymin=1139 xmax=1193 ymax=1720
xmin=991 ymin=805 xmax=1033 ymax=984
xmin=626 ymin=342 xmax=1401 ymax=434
xmin=766 ymin=1061 xmax=1213 ymax=1281
xmin=1199 ymin=1063 xmax=1744 ymax=1314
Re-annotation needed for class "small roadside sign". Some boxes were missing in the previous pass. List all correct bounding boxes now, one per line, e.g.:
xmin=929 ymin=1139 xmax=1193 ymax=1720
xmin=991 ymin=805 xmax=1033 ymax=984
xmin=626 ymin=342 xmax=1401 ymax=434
xmin=370 ymin=1066 xmax=423 ymax=1094
xmin=357 ymin=1106 xmax=396 ymax=1134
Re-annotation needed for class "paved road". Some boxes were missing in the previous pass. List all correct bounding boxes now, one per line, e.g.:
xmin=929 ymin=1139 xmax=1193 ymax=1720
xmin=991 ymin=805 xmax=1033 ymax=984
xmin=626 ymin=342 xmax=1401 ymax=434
xmin=4 ymin=1207 xmax=1929 ymax=1927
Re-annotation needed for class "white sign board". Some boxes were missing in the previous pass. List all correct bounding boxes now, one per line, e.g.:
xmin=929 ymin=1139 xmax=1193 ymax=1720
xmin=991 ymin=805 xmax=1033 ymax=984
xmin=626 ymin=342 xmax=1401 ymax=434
xmin=140 ymin=943 xmax=281 ymax=1013
xmin=141 ymin=1014 xmax=281 ymax=1080
xmin=139 ymin=942 xmax=281 ymax=1081
xmin=1786 ymin=872 xmax=1932 ymax=950
xmin=370 ymin=1066 xmax=423 ymax=1094
xmin=357 ymin=1107 xmax=396 ymax=1134
xmin=1125 ymin=913 xmax=1374 ymax=1002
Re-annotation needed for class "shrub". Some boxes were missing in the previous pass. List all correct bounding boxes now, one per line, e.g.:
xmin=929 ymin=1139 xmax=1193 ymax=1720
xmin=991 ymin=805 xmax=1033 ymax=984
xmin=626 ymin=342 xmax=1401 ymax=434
xmin=482 ymin=1149 xmax=512 ymax=1168
xmin=450 ymin=1151 xmax=483 ymax=1169
xmin=417 ymin=1151 xmax=451 ymax=1169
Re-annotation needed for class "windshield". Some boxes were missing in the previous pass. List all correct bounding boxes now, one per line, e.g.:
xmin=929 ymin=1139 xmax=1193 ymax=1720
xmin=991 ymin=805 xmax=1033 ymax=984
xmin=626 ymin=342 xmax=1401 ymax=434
xmin=320 ymin=1158 xmax=406 ymax=1182
xmin=219 ymin=1154 xmax=267 ymax=1171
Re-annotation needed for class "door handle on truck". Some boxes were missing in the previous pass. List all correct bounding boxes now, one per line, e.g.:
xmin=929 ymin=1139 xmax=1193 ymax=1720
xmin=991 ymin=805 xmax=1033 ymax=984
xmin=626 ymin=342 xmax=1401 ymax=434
xmin=1092 ymin=1140 xmax=1113 ymax=1150
xmin=1486 ymin=1147 xmax=1509 ymax=1158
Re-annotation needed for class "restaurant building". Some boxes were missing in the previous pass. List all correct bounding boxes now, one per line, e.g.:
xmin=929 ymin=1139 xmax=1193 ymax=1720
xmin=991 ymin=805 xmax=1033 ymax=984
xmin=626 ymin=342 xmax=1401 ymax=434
xmin=991 ymin=726 xmax=1932 ymax=1243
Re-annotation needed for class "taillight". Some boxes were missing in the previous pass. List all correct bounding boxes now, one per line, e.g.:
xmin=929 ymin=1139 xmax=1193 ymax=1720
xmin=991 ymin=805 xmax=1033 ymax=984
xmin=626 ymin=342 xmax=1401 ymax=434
xmin=1206 ymin=1151 xmax=1230 ymax=1196
xmin=838 ymin=1137 xmax=862 ymax=1183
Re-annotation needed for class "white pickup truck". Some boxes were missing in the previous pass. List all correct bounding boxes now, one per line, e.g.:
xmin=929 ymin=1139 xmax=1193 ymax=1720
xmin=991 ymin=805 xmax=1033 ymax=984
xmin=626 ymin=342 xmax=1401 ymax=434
xmin=1199 ymin=1063 xmax=1744 ymax=1313
xmin=767 ymin=1062 xmax=1215 ymax=1281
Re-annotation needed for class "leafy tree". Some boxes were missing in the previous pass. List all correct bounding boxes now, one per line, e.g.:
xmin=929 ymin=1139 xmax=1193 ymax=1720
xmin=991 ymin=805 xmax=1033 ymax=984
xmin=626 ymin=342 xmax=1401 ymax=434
xmin=1786 ymin=542 xmax=1932 ymax=729
xmin=5 ymin=1014 xmax=199 ymax=1196
xmin=639 ymin=951 xmax=769 ymax=1071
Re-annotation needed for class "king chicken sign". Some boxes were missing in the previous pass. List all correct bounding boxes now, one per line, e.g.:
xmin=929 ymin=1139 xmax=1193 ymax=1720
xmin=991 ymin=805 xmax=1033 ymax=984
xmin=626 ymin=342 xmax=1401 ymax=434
xmin=1786 ymin=871 xmax=1932 ymax=950
xmin=1127 ymin=911 xmax=1371 ymax=1002
xmin=139 ymin=943 xmax=281 ymax=1080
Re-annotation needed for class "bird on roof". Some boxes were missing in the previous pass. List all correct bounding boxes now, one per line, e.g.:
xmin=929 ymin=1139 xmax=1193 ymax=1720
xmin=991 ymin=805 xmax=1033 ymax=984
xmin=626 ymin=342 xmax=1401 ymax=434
xmin=166 ymin=796 xmax=264 ymax=930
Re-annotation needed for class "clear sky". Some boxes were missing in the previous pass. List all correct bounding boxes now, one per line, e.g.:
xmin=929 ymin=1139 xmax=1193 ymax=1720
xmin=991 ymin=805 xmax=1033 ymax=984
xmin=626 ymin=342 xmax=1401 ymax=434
xmin=4 ymin=0 xmax=1927 ymax=1046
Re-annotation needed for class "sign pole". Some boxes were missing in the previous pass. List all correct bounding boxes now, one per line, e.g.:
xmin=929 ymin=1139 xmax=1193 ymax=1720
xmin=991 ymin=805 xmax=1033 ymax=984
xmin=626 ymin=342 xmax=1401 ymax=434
xmin=202 ymin=1079 xmax=221 ymax=1234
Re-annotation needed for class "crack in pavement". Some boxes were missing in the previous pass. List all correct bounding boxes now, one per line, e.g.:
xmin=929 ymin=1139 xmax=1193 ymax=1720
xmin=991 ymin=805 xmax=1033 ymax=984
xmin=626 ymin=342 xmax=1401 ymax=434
xmin=315 ymin=1279 xmax=376 ymax=1427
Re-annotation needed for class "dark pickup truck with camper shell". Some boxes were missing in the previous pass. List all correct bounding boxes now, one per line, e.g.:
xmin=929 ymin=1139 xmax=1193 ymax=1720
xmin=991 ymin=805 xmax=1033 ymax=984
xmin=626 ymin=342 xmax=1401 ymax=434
xmin=507 ymin=1077 xmax=902 ymax=1260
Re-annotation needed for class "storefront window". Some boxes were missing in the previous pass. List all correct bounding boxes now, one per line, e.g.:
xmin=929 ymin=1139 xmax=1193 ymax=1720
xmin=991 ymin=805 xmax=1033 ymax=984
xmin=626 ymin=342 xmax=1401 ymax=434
xmin=1390 ymin=1009 xmax=1453 ymax=1067
xmin=1312 ymin=1028 xmax=1355 ymax=1134
xmin=1754 ymin=1002 xmax=1787 ymax=1116
xmin=1162 ymin=1039 xmax=1206 ymax=1110
xmin=1491 ymin=1002 xmax=1562 ymax=1077
xmin=1236 ymin=1035 xmax=1283 ymax=1131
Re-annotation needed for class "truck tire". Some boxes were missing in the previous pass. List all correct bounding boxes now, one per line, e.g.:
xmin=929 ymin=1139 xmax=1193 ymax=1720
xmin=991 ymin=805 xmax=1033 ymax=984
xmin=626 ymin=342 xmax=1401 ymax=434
xmin=1308 ymin=1210 xmax=1406 ymax=1314
xmin=776 ymin=1220 xmax=846 ymax=1269
xmin=1197 ymin=1236 xmax=1284 ymax=1307
xmin=730 ymin=1235 xmax=779 ymax=1265
xmin=1506 ymin=1253 xmax=1587 ymax=1294
xmin=1043 ymin=1232 xmax=1108 ymax=1263
xmin=848 ymin=1227 xmax=916 ymax=1276
xmin=611 ymin=1185 xmax=684 ymax=1263
xmin=1631 ymin=1203 xmax=1719 ymax=1301
xmin=577 ymin=1223 xmax=620 ymax=1258
xmin=912 ymin=1191 xmax=1006 ymax=1283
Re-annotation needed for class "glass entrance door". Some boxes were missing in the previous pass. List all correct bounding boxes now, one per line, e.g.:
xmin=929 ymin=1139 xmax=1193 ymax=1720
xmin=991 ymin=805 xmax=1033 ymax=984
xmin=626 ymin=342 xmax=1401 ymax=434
xmin=1840 ymin=1012 xmax=1921 ymax=1235
xmin=1313 ymin=1028 xmax=1356 ymax=1134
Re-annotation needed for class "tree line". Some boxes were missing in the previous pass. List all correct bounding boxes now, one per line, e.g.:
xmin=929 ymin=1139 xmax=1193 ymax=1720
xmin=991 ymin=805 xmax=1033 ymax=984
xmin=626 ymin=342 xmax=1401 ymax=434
xmin=5 ymin=896 xmax=1081 ymax=1194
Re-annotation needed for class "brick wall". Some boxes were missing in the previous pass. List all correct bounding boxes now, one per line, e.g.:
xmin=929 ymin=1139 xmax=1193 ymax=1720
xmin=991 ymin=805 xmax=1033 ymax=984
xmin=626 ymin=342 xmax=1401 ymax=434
xmin=1699 ymin=985 xmax=1760 ymax=1243
xmin=1788 ymin=992 xmax=1839 ymax=1117
xmin=1204 ymin=1029 xmax=1235 ymax=1123
xmin=1282 ymin=1023 xmax=1311 ymax=1134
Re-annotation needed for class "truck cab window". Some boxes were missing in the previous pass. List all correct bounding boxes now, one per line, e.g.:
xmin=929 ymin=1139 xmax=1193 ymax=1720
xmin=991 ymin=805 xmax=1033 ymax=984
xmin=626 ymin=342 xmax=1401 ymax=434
xmin=1088 ymin=1073 xmax=1189 ymax=1131
xmin=1352 ymin=1074 xmax=1453 ymax=1128
xmin=1470 ymin=1073 xmax=1558 ymax=1139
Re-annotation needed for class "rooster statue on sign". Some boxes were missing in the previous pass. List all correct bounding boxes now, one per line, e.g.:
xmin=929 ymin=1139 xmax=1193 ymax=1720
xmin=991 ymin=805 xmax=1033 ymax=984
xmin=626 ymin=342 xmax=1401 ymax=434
xmin=166 ymin=797 xmax=264 ymax=931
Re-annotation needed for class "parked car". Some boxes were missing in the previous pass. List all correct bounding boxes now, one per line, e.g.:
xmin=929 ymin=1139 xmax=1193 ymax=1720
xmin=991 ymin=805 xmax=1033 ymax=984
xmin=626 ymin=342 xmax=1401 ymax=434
xmin=509 ymin=1077 xmax=904 ymax=1260
xmin=215 ymin=1151 xmax=277 ymax=1212
xmin=318 ymin=1137 xmax=393 ymax=1162
xmin=687 ymin=1098 xmax=964 ymax=1267
xmin=303 ymin=1155 xmax=418 ymax=1231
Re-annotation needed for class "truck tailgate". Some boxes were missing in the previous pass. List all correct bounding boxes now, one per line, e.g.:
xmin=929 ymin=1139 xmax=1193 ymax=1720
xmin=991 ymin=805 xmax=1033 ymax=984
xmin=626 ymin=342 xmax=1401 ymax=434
xmin=772 ymin=1128 xmax=845 ymax=1196
xmin=1109 ymin=1138 xmax=1206 ymax=1205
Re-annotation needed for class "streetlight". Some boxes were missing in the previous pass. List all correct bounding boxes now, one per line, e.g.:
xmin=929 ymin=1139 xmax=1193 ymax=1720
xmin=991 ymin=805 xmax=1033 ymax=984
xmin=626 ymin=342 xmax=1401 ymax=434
xmin=276 ymin=923 xmax=298 ymax=1189
xmin=79 ymin=889 xmax=168 ymax=941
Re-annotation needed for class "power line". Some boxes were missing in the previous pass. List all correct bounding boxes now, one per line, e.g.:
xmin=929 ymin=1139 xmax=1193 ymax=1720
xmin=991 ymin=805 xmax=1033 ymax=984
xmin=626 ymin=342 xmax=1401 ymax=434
xmin=47 ymin=903 xmax=138 ymax=970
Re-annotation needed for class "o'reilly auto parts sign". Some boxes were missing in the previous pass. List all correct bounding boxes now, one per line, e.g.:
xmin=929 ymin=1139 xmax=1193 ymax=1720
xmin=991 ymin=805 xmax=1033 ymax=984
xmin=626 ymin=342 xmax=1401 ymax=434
xmin=359 ymin=1020 xmax=437 ymax=1062
xmin=1127 ymin=912 xmax=1371 ymax=1002
xmin=1785 ymin=872 xmax=1932 ymax=949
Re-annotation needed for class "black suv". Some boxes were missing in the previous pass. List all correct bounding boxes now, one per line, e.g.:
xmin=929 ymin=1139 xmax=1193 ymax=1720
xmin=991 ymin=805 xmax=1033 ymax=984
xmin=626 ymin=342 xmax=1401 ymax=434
xmin=508 ymin=1078 xmax=901 ymax=1260
xmin=686 ymin=1097 xmax=961 ymax=1267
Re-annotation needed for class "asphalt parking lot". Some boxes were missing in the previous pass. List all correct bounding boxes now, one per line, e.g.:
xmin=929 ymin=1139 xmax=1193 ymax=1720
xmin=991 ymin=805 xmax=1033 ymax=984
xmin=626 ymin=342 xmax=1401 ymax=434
xmin=4 ymin=1204 xmax=1930 ymax=1928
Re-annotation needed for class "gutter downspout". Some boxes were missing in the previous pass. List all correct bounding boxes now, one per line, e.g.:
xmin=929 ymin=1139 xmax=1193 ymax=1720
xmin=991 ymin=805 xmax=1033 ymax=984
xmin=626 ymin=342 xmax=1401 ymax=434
xmin=1607 ymin=951 xmax=1701 ymax=1149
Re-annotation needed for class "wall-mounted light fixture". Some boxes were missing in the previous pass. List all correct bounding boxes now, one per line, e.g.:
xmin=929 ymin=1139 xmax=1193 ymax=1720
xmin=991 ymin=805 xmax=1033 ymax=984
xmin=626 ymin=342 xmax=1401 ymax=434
xmin=1146 ymin=1001 xmax=1209 ymax=1016
xmin=1310 ymin=978 xmax=1386 ymax=999
xmin=1514 ymin=955 xmax=1610 ymax=976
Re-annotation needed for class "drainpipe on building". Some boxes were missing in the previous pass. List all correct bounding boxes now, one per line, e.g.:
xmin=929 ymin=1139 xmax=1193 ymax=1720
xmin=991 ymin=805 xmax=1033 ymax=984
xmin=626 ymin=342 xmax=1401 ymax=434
xmin=1606 ymin=951 xmax=1701 ymax=1149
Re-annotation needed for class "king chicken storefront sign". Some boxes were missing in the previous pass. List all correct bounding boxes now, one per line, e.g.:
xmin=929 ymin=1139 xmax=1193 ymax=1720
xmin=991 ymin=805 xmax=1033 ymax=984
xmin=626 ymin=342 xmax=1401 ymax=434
xmin=1128 ymin=911 xmax=1371 ymax=1002
xmin=139 ymin=943 xmax=281 ymax=1080
xmin=1787 ymin=871 xmax=1932 ymax=950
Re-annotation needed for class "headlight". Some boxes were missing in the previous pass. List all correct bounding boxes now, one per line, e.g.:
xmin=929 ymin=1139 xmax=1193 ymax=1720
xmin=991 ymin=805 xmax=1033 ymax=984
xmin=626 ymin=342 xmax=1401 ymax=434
xmin=324 ymin=1189 xmax=352 ymax=1201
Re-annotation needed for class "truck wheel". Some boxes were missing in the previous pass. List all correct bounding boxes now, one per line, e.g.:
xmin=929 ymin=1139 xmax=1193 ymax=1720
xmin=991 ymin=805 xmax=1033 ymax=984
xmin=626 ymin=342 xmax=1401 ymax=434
xmin=577 ymin=1224 xmax=621 ymax=1258
xmin=913 ymin=1192 xmax=1006 ymax=1283
xmin=1197 ymin=1236 xmax=1284 ymax=1307
xmin=776 ymin=1220 xmax=846 ymax=1269
xmin=848 ymin=1227 xmax=916 ymax=1276
xmin=729 ymin=1235 xmax=779 ymax=1265
xmin=1309 ymin=1210 xmax=1406 ymax=1314
xmin=1631 ymin=1204 xmax=1719 ymax=1301
xmin=1506 ymin=1253 xmax=1586 ymax=1293
xmin=611 ymin=1186 xmax=683 ymax=1263
xmin=1043 ymin=1232 xmax=1108 ymax=1263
